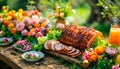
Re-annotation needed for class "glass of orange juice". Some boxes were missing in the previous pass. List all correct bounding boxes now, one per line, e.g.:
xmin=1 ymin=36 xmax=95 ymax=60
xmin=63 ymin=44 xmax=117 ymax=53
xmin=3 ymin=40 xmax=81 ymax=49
xmin=108 ymin=23 xmax=120 ymax=46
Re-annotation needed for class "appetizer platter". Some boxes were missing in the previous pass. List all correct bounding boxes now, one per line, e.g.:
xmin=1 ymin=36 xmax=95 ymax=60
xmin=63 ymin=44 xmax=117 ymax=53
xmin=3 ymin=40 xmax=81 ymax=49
xmin=21 ymin=51 xmax=44 ymax=62
xmin=0 ymin=37 xmax=13 ymax=46
xmin=13 ymin=40 xmax=32 ymax=52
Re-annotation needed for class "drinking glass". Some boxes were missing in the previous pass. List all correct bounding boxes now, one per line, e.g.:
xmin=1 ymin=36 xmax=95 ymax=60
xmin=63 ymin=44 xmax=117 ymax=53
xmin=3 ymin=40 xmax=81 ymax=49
xmin=108 ymin=23 xmax=120 ymax=46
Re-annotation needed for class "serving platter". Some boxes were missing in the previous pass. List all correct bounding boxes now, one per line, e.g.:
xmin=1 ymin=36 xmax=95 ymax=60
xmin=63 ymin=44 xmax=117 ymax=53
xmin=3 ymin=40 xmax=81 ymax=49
xmin=13 ymin=45 xmax=31 ymax=52
xmin=0 ymin=37 xmax=13 ymax=46
xmin=21 ymin=51 xmax=44 ymax=62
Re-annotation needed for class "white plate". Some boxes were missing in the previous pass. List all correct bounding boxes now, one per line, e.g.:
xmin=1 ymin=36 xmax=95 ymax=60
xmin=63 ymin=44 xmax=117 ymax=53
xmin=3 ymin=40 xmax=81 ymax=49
xmin=0 ymin=37 xmax=13 ymax=46
xmin=21 ymin=51 xmax=44 ymax=62
xmin=13 ymin=45 xmax=31 ymax=52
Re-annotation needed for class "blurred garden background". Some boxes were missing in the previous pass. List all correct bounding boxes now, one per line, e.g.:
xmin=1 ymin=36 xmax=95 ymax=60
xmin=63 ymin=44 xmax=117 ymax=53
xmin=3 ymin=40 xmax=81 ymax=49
xmin=0 ymin=0 xmax=114 ymax=37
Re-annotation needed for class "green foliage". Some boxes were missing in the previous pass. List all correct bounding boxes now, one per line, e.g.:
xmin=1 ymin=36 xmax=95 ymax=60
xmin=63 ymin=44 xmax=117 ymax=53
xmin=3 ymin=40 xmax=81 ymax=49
xmin=31 ymin=44 xmax=43 ymax=51
xmin=97 ymin=0 xmax=120 ymax=19
xmin=26 ymin=36 xmax=37 ymax=44
xmin=13 ymin=32 xmax=22 ymax=40
xmin=1 ymin=25 xmax=12 ymax=37
xmin=92 ymin=36 xmax=108 ymax=48
xmin=7 ymin=0 xmax=27 ymax=10
xmin=90 ymin=56 xmax=114 ymax=69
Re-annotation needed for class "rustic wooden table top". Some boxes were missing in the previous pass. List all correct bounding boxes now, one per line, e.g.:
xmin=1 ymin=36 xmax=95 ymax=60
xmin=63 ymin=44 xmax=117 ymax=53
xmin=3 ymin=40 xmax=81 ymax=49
xmin=0 ymin=46 xmax=69 ymax=69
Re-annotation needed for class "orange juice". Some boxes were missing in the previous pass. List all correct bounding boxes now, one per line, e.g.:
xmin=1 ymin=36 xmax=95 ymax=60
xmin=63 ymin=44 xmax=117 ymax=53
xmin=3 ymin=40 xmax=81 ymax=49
xmin=108 ymin=28 xmax=120 ymax=46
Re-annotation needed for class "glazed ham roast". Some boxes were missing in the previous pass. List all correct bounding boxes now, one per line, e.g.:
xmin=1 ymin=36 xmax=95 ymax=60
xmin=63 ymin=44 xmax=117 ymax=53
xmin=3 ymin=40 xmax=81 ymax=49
xmin=60 ymin=25 xmax=103 ymax=50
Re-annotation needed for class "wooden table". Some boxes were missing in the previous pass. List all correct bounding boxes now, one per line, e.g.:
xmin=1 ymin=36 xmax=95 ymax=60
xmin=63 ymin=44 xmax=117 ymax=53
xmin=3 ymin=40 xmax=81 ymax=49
xmin=0 ymin=46 xmax=69 ymax=69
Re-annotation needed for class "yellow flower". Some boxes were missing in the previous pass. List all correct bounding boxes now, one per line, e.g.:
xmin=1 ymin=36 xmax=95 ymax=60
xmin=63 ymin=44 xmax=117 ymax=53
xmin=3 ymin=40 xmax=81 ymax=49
xmin=3 ymin=10 xmax=7 ymax=13
xmin=11 ymin=10 xmax=16 ymax=14
xmin=7 ymin=15 xmax=12 ymax=20
xmin=115 ymin=55 xmax=120 ymax=64
xmin=18 ymin=8 xmax=23 ymax=13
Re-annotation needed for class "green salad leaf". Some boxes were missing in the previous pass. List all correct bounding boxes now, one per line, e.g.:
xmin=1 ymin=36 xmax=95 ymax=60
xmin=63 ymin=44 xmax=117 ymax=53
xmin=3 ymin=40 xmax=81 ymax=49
xmin=36 ymin=29 xmax=62 ymax=51
xmin=37 ymin=29 xmax=62 ymax=45
xmin=46 ymin=29 xmax=62 ymax=40
xmin=92 ymin=36 xmax=108 ymax=48
xmin=32 ymin=44 xmax=44 ymax=51
xmin=37 ymin=36 xmax=48 ymax=45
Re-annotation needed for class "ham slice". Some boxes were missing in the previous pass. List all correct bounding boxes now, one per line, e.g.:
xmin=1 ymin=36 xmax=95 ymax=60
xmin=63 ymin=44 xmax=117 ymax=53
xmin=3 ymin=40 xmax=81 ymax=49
xmin=44 ymin=40 xmax=49 ymax=50
xmin=44 ymin=39 xmax=81 ymax=58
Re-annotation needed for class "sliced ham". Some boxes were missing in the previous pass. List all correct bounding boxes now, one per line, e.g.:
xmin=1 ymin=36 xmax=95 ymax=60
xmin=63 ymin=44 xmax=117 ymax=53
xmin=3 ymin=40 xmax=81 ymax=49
xmin=68 ymin=49 xmax=80 ymax=56
xmin=48 ymin=40 xmax=60 ymax=50
xmin=44 ymin=40 xmax=49 ymax=50
xmin=71 ymin=52 xmax=81 ymax=58
xmin=44 ymin=39 xmax=82 ymax=58
xmin=67 ymin=47 xmax=76 ymax=55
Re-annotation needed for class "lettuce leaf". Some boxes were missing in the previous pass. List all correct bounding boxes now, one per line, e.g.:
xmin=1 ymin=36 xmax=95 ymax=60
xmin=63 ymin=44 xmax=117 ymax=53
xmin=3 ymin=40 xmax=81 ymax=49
xmin=46 ymin=29 xmax=62 ymax=40
xmin=92 ymin=36 xmax=108 ymax=48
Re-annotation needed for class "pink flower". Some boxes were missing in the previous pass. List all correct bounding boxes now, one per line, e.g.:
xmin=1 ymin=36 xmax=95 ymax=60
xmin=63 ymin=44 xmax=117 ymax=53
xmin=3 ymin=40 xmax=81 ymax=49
xmin=13 ymin=20 xmax=19 ymax=26
xmin=30 ymin=32 xmax=35 ymax=36
xmin=84 ymin=51 xmax=89 ymax=58
xmin=0 ymin=31 xmax=3 ymax=35
xmin=82 ymin=55 xmax=87 ymax=60
xmin=16 ymin=23 xmax=25 ymax=31
xmin=37 ymin=12 xmax=42 ymax=16
xmin=35 ymin=32 xmax=43 ymax=38
xmin=28 ymin=25 xmax=33 ymax=29
xmin=22 ymin=17 xmax=32 ymax=25
xmin=0 ymin=18 xmax=3 ymax=22
xmin=29 ymin=53 xmax=34 ymax=58
xmin=21 ymin=29 xmax=28 ymax=36
xmin=35 ymin=28 xmax=39 ymax=33
xmin=39 ymin=27 xmax=45 ymax=32
xmin=32 ymin=15 xmax=39 ymax=23
xmin=112 ymin=65 xmax=119 ymax=69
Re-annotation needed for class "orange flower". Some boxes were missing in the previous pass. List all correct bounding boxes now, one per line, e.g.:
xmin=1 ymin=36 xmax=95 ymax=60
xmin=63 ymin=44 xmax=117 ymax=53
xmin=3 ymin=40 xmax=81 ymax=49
xmin=41 ymin=22 xmax=47 ymax=27
xmin=30 ymin=28 xmax=35 ymax=32
xmin=54 ymin=12 xmax=59 ymax=17
xmin=28 ymin=32 xmax=31 ymax=37
xmin=94 ymin=46 xmax=105 ymax=55
xmin=88 ymin=52 xmax=98 ymax=62
xmin=8 ymin=23 xmax=14 ymax=29
xmin=34 ymin=23 xmax=40 ymax=28
xmin=2 ymin=6 xmax=7 ymax=10
xmin=11 ymin=28 xmax=17 ymax=34
xmin=34 ymin=10 xmax=38 ymax=14
xmin=3 ymin=20 xmax=9 ymax=26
